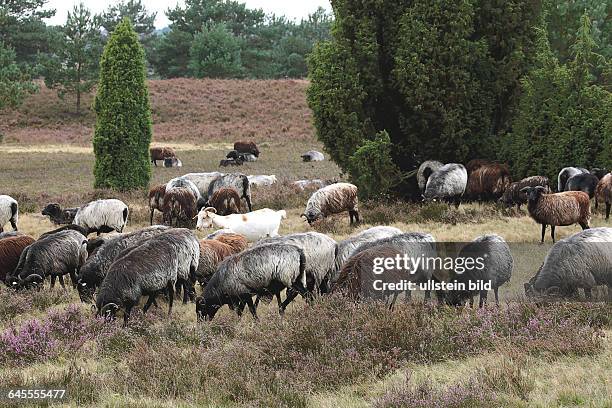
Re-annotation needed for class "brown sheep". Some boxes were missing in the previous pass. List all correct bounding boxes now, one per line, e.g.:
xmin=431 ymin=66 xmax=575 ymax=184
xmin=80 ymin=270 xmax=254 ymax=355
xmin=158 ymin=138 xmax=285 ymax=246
xmin=208 ymin=187 xmax=242 ymax=215
xmin=521 ymin=186 xmax=591 ymax=243
xmin=465 ymin=159 xmax=495 ymax=174
xmin=0 ymin=235 xmax=35 ymax=282
xmin=195 ymin=239 xmax=239 ymax=286
xmin=213 ymin=232 xmax=248 ymax=253
xmin=150 ymin=146 xmax=177 ymax=167
xmin=233 ymin=141 xmax=260 ymax=158
xmin=595 ymin=173 xmax=612 ymax=220
xmin=302 ymin=183 xmax=359 ymax=225
xmin=499 ymin=176 xmax=551 ymax=210
xmin=163 ymin=187 xmax=197 ymax=227
xmin=466 ymin=163 xmax=512 ymax=201
xmin=148 ymin=184 xmax=166 ymax=225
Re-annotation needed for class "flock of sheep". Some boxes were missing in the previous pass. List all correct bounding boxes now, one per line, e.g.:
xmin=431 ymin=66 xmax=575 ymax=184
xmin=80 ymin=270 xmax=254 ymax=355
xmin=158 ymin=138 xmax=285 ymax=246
xmin=0 ymin=145 xmax=611 ymax=324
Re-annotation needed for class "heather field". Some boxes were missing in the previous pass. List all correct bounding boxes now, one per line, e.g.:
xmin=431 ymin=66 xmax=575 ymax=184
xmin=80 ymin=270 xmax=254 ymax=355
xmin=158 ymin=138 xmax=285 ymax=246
xmin=0 ymin=79 xmax=611 ymax=407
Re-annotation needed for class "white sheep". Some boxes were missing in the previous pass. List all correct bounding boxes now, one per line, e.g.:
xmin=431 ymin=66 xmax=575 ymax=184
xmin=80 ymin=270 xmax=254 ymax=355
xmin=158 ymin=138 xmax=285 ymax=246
xmin=73 ymin=199 xmax=129 ymax=236
xmin=0 ymin=195 xmax=18 ymax=232
xmin=196 ymin=207 xmax=286 ymax=242
xmin=247 ymin=175 xmax=277 ymax=187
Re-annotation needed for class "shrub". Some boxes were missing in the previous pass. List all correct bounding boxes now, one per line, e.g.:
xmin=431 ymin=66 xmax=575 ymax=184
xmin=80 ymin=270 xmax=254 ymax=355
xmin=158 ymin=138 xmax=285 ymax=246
xmin=93 ymin=18 xmax=152 ymax=191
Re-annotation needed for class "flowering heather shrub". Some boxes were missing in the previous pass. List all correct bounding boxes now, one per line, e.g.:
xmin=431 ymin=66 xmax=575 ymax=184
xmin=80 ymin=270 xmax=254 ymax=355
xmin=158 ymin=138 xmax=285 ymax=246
xmin=0 ymin=287 xmax=74 ymax=321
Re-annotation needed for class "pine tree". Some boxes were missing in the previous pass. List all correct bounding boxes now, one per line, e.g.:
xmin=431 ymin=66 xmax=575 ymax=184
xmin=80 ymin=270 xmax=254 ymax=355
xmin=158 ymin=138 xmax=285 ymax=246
xmin=93 ymin=18 xmax=152 ymax=190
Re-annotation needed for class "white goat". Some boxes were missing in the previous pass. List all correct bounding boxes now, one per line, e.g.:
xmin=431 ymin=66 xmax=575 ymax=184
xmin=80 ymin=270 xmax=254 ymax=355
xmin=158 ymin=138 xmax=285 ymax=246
xmin=196 ymin=207 xmax=286 ymax=242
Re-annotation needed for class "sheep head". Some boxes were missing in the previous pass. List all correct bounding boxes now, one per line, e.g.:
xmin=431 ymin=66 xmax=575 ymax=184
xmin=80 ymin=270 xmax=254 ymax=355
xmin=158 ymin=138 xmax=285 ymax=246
xmin=98 ymin=303 xmax=119 ymax=320
xmin=77 ymin=279 xmax=95 ymax=303
xmin=196 ymin=297 xmax=220 ymax=321
xmin=520 ymin=186 xmax=547 ymax=202
xmin=41 ymin=203 xmax=62 ymax=217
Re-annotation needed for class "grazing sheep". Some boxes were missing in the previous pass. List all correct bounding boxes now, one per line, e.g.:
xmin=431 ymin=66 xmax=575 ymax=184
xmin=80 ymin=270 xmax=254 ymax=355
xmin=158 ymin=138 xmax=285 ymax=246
xmin=247 ymin=175 xmax=277 ymax=187
xmin=219 ymin=158 xmax=244 ymax=167
xmin=465 ymin=159 xmax=494 ymax=174
xmin=196 ymin=207 xmax=286 ymax=242
xmin=208 ymin=187 xmax=241 ymax=215
xmin=8 ymin=230 xmax=87 ymax=290
xmin=595 ymin=173 xmax=612 ymax=220
xmin=73 ymin=199 xmax=129 ymax=236
xmin=41 ymin=203 xmax=78 ymax=225
xmin=148 ymin=184 xmax=166 ymax=225
xmin=445 ymin=234 xmax=513 ymax=307
xmin=334 ymin=226 xmax=403 ymax=279
xmin=525 ymin=228 xmax=612 ymax=299
xmin=465 ymin=163 xmax=512 ymax=201
xmin=257 ymin=232 xmax=338 ymax=296
xmin=558 ymin=167 xmax=589 ymax=192
xmin=77 ymin=226 xmax=169 ymax=303
xmin=302 ymin=182 xmax=359 ymax=225
xmin=96 ymin=229 xmax=199 ymax=324
xmin=0 ymin=195 xmax=18 ymax=232
xmin=0 ymin=235 xmax=35 ymax=283
xmin=163 ymin=187 xmax=197 ymax=227
xmin=566 ymin=173 xmax=599 ymax=199
xmin=423 ymin=164 xmax=468 ymax=208
xmin=163 ymin=157 xmax=182 ymax=168
xmin=195 ymin=239 xmax=237 ymax=286
xmin=207 ymin=173 xmax=252 ymax=212
xmin=196 ymin=243 xmax=306 ymax=320
xmin=301 ymin=150 xmax=324 ymax=162
xmin=213 ymin=232 xmax=248 ymax=253
xmin=150 ymin=146 xmax=177 ymax=167
xmin=417 ymin=160 xmax=444 ymax=192
xmin=332 ymin=234 xmax=437 ymax=307
xmin=499 ymin=176 xmax=551 ymax=210
xmin=521 ymin=186 xmax=590 ymax=243
xmin=292 ymin=179 xmax=328 ymax=191
xmin=233 ymin=141 xmax=260 ymax=157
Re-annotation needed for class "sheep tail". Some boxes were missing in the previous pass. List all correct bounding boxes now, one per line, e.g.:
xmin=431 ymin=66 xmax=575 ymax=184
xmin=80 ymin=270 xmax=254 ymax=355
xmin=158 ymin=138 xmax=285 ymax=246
xmin=299 ymin=249 xmax=307 ymax=290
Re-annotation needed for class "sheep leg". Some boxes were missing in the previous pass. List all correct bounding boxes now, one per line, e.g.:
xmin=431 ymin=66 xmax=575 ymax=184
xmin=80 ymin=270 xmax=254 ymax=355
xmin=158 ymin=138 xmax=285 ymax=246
xmin=166 ymin=281 xmax=174 ymax=316
xmin=469 ymin=295 xmax=474 ymax=308
xmin=69 ymin=269 xmax=78 ymax=288
xmin=245 ymin=296 xmax=258 ymax=320
xmin=245 ymin=195 xmax=253 ymax=212
xmin=280 ymin=289 xmax=301 ymax=314
xmin=584 ymin=287 xmax=592 ymax=300
xmin=605 ymin=203 xmax=611 ymax=220
xmin=540 ymin=224 xmax=546 ymax=243
xmin=123 ymin=305 xmax=133 ymax=326
xmin=59 ymin=275 xmax=66 ymax=289
xmin=550 ymin=225 xmax=556 ymax=243
xmin=149 ymin=209 xmax=154 ymax=226
xmin=50 ymin=275 xmax=56 ymax=288
xmin=404 ymin=289 xmax=412 ymax=303
xmin=494 ymin=287 xmax=500 ymax=306
xmin=479 ymin=290 xmax=487 ymax=308
xmin=276 ymin=293 xmax=284 ymax=314
xmin=143 ymin=295 xmax=157 ymax=313
xmin=10 ymin=219 xmax=18 ymax=231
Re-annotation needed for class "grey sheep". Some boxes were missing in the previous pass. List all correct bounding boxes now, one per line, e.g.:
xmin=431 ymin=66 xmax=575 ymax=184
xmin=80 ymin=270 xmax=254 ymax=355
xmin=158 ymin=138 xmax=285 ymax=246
xmin=302 ymin=182 xmax=359 ymax=225
xmin=196 ymin=243 xmax=307 ymax=320
xmin=417 ymin=160 xmax=444 ymax=192
xmin=8 ymin=230 xmax=88 ymax=290
xmin=423 ymin=163 xmax=468 ymax=208
xmin=206 ymin=173 xmax=253 ymax=212
xmin=558 ymin=167 xmax=589 ymax=192
xmin=445 ymin=234 xmax=513 ymax=307
xmin=76 ymin=225 xmax=170 ymax=302
xmin=334 ymin=226 xmax=403 ymax=281
xmin=525 ymin=227 xmax=612 ymax=299
xmin=96 ymin=228 xmax=199 ymax=324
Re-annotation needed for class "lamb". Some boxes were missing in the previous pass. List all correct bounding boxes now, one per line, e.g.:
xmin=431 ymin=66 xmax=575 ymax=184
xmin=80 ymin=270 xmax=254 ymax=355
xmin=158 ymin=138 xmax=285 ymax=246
xmin=208 ymin=187 xmax=241 ymax=215
xmin=207 ymin=173 xmax=253 ymax=212
xmin=41 ymin=203 xmax=78 ymax=225
xmin=0 ymin=195 xmax=18 ymax=232
xmin=445 ymin=234 xmax=513 ymax=307
xmin=521 ymin=186 xmax=591 ymax=243
xmin=524 ymin=228 xmax=612 ymax=299
xmin=465 ymin=163 xmax=512 ymax=201
xmin=566 ymin=173 xmax=599 ymax=198
xmin=195 ymin=243 xmax=306 ymax=320
xmin=163 ymin=157 xmax=182 ymax=168
xmin=334 ymin=226 xmax=403 ymax=279
xmin=247 ymin=175 xmax=277 ymax=187
xmin=196 ymin=207 xmax=286 ymax=242
xmin=0 ymin=235 xmax=35 ymax=283
xmin=595 ymin=173 xmax=612 ymax=220
xmin=558 ymin=167 xmax=589 ymax=192
xmin=96 ymin=229 xmax=200 ymax=324
xmin=417 ymin=160 xmax=444 ymax=192
xmin=219 ymin=158 xmax=244 ymax=167
xmin=148 ymin=184 xmax=166 ymax=225
xmin=8 ymin=230 xmax=87 ymax=290
xmin=233 ymin=140 xmax=260 ymax=157
xmin=76 ymin=225 xmax=169 ymax=302
xmin=162 ymin=187 xmax=197 ymax=227
xmin=256 ymin=232 xmax=338 ymax=297
xmin=150 ymin=146 xmax=177 ymax=167
xmin=423 ymin=163 xmax=468 ymax=208
xmin=499 ymin=176 xmax=551 ymax=210
xmin=73 ymin=199 xmax=129 ymax=236
xmin=301 ymin=150 xmax=324 ymax=162
xmin=302 ymin=182 xmax=359 ymax=225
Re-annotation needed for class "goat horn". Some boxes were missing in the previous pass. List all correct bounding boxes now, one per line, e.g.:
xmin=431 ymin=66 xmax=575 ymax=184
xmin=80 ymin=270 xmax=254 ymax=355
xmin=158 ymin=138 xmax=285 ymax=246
xmin=99 ymin=303 xmax=119 ymax=317
xmin=204 ymin=207 xmax=217 ymax=214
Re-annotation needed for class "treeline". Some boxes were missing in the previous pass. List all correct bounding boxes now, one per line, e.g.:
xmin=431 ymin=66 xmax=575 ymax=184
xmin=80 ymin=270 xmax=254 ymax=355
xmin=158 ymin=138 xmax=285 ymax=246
xmin=0 ymin=0 xmax=332 ymax=112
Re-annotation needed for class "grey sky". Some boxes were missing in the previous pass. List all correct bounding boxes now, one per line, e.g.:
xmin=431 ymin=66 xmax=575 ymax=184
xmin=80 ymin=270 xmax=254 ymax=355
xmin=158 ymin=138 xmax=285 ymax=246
xmin=44 ymin=0 xmax=332 ymax=28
